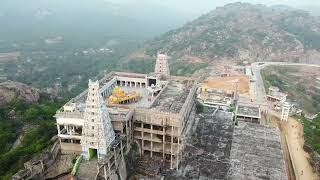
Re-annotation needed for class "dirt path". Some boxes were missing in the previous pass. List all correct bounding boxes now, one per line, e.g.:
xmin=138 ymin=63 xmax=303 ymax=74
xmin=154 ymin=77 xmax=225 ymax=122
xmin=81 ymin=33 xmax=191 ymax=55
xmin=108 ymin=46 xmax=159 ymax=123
xmin=277 ymin=121 xmax=295 ymax=180
xmin=285 ymin=117 xmax=319 ymax=180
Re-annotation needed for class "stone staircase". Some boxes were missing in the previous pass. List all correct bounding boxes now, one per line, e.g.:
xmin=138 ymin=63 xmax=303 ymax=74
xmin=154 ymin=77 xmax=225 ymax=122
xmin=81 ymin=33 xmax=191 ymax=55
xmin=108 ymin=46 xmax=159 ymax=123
xmin=76 ymin=159 xmax=99 ymax=180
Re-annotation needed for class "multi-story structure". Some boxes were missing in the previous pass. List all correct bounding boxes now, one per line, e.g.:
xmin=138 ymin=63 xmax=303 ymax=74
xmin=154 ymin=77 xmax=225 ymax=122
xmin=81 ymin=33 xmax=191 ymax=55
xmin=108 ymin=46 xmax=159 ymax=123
xmin=281 ymin=102 xmax=291 ymax=122
xmin=81 ymin=80 xmax=115 ymax=160
xmin=154 ymin=53 xmax=170 ymax=76
xmin=54 ymin=61 xmax=197 ymax=178
xmin=198 ymin=75 xmax=250 ymax=108
xmin=267 ymin=86 xmax=287 ymax=106
xmin=235 ymin=103 xmax=261 ymax=124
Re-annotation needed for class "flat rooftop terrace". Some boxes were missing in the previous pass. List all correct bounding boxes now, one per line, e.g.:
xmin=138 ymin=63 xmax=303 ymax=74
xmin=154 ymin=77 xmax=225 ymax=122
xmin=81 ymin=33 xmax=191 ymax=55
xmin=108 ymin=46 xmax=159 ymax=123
xmin=151 ymin=79 xmax=194 ymax=113
xmin=163 ymin=107 xmax=287 ymax=179
xmin=229 ymin=122 xmax=287 ymax=180
xmin=162 ymin=107 xmax=234 ymax=179
xmin=236 ymin=104 xmax=261 ymax=118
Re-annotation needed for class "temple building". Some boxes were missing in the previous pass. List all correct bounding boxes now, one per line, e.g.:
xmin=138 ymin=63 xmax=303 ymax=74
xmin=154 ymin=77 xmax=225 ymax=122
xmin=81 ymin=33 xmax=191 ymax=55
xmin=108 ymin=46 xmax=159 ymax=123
xmin=54 ymin=55 xmax=197 ymax=179
xmin=154 ymin=53 xmax=170 ymax=76
xmin=81 ymin=80 xmax=115 ymax=160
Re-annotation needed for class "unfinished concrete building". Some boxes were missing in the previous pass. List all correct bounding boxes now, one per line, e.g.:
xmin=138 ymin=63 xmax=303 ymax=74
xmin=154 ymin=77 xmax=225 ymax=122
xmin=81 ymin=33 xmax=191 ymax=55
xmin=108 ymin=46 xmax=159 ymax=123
xmin=134 ymin=76 xmax=197 ymax=169
xmin=235 ymin=103 xmax=261 ymax=124
xmin=198 ymin=75 xmax=250 ymax=108
xmin=54 ymin=66 xmax=197 ymax=178
xmin=267 ymin=86 xmax=287 ymax=108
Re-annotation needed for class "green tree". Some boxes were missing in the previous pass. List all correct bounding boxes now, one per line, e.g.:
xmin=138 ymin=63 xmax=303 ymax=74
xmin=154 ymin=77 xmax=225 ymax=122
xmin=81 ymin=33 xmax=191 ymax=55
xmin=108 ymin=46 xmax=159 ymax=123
xmin=23 ymin=107 xmax=40 ymax=122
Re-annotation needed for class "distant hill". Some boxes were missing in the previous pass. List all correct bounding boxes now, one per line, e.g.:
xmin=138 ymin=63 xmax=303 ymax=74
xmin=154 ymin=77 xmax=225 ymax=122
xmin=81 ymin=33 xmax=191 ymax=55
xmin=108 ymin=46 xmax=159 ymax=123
xmin=131 ymin=2 xmax=320 ymax=70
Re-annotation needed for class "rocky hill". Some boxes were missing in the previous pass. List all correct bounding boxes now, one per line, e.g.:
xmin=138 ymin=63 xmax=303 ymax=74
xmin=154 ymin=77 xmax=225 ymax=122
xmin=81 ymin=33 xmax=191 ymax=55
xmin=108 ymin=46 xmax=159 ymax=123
xmin=0 ymin=81 xmax=40 ymax=106
xmin=137 ymin=3 xmax=320 ymax=65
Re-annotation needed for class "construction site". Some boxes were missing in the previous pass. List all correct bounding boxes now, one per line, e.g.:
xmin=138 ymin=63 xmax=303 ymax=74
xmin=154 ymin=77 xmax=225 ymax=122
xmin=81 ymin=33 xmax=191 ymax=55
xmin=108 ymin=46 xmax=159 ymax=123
xmin=48 ymin=54 xmax=197 ymax=179
xmin=12 ymin=56 xmax=312 ymax=180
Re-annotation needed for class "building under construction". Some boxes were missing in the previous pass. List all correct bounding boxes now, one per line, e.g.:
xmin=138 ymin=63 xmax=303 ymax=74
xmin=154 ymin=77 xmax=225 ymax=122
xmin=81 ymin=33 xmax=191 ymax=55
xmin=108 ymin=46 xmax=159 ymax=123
xmin=54 ymin=54 xmax=197 ymax=179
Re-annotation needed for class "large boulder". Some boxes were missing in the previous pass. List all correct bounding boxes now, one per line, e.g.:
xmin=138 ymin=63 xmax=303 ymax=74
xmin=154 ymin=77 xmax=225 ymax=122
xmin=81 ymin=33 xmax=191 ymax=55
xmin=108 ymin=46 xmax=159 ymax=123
xmin=0 ymin=81 xmax=40 ymax=106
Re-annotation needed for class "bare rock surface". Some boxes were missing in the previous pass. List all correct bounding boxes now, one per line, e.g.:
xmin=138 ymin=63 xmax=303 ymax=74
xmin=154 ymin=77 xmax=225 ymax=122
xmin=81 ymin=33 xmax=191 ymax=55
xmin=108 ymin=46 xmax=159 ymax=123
xmin=0 ymin=80 xmax=40 ymax=106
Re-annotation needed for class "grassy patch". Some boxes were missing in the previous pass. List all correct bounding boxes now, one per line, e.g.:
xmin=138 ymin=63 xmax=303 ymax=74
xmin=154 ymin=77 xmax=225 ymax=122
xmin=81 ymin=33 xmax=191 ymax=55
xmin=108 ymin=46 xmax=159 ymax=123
xmin=296 ymin=115 xmax=320 ymax=154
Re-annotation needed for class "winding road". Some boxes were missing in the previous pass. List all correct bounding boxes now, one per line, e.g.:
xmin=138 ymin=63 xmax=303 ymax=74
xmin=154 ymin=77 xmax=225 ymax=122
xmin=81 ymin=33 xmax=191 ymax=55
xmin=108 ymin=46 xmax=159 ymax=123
xmin=251 ymin=62 xmax=320 ymax=105
xmin=250 ymin=62 xmax=320 ymax=180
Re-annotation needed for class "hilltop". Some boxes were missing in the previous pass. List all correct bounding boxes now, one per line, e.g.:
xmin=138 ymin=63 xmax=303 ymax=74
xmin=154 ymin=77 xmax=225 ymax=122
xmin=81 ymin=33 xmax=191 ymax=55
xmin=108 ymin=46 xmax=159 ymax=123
xmin=128 ymin=3 xmax=320 ymax=73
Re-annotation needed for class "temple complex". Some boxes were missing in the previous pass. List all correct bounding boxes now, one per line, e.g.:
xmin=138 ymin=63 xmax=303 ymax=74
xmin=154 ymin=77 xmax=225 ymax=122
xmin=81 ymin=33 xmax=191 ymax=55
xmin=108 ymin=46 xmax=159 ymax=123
xmin=54 ymin=55 xmax=197 ymax=179
xmin=51 ymin=57 xmax=289 ymax=180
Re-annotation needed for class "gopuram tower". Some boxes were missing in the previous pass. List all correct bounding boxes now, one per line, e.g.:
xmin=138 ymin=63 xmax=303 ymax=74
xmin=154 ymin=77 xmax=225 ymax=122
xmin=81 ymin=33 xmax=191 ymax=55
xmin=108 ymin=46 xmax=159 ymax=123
xmin=154 ymin=53 xmax=170 ymax=76
xmin=81 ymin=80 xmax=115 ymax=160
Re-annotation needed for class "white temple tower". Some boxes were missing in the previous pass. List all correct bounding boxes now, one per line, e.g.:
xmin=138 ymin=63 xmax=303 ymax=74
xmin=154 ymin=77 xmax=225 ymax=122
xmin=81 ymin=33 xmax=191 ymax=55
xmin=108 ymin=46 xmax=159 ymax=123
xmin=81 ymin=80 xmax=115 ymax=160
xmin=281 ymin=102 xmax=291 ymax=122
xmin=154 ymin=53 xmax=170 ymax=76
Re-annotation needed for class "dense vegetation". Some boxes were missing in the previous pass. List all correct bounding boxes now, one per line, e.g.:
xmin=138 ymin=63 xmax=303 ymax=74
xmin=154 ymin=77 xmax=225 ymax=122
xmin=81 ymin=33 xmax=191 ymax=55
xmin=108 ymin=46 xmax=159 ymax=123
xmin=0 ymin=96 xmax=65 ymax=179
xmin=298 ymin=115 xmax=320 ymax=154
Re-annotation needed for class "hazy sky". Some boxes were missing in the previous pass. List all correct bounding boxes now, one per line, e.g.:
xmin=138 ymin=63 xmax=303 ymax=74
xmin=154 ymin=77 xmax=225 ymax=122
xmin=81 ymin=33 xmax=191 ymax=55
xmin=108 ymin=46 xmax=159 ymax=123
xmin=108 ymin=0 xmax=320 ymax=15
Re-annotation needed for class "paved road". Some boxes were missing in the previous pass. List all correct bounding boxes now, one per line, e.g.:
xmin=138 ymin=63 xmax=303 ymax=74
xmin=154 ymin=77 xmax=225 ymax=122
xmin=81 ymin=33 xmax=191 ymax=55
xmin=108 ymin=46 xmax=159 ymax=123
xmin=251 ymin=62 xmax=320 ymax=106
xmin=251 ymin=62 xmax=320 ymax=180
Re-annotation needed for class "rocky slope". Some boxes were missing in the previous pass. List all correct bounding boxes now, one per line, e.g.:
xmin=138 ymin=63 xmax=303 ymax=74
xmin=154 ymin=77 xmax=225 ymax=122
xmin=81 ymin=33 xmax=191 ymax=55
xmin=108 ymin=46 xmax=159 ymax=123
xmin=0 ymin=81 xmax=40 ymax=106
xmin=138 ymin=3 xmax=320 ymax=65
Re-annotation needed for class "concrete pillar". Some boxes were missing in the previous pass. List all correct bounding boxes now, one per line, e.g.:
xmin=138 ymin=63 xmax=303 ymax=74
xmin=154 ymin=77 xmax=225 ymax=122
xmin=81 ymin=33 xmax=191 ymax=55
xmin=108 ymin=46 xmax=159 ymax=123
xmin=66 ymin=125 xmax=69 ymax=134
xmin=141 ymin=122 xmax=144 ymax=155
xmin=108 ymin=161 xmax=111 ymax=177
xmin=69 ymin=126 xmax=72 ymax=135
xmin=177 ymin=128 xmax=180 ymax=170
xmin=114 ymin=148 xmax=118 ymax=167
xmin=170 ymin=126 xmax=173 ymax=169
xmin=104 ymin=165 xmax=107 ymax=180
xmin=151 ymin=125 xmax=153 ymax=158
xmin=120 ymin=140 xmax=124 ymax=159
xmin=57 ymin=124 xmax=61 ymax=134
xmin=125 ymin=121 xmax=129 ymax=148
xmin=163 ymin=125 xmax=165 ymax=159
